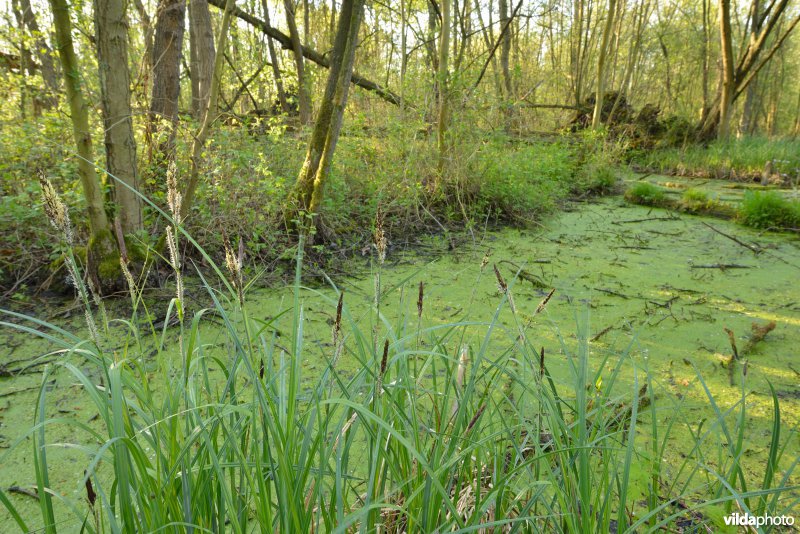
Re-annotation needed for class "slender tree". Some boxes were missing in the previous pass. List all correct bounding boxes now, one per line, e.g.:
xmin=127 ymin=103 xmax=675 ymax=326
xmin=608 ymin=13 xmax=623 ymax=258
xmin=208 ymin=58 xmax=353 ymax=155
xmin=10 ymin=0 xmax=34 ymax=117
xmin=437 ymin=0 xmax=451 ymax=178
xmin=149 ymin=0 xmax=187 ymax=157
xmin=48 ymin=0 xmax=117 ymax=282
xmin=13 ymin=0 xmax=59 ymax=109
xmin=181 ymin=0 xmax=236 ymax=220
xmin=293 ymin=0 xmax=366 ymax=220
xmin=131 ymin=0 xmax=154 ymax=101
xmin=284 ymin=0 xmax=312 ymax=124
xmin=95 ymin=0 xmax=142 ymax=233
xmin=739 ymin=0 xmax=763 ymax=135
xmin=261 ymin=0 xmax=289 ymax=113
xmin=592 ymin=0 xmax=618 ymax=129
xmin=499 ymin=0 xmax=513 ymax=126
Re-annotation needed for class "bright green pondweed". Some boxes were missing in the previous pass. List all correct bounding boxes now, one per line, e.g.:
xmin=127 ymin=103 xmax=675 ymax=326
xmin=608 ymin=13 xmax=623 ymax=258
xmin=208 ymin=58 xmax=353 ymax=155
xmin=1 ymin=189 xmax=798 ymax=532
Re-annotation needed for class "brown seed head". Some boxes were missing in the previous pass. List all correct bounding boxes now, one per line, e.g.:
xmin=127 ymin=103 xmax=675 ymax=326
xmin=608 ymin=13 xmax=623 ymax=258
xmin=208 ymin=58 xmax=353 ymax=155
xmin=333 ymin=292 xmax=343 ymax=346
xmin=493 ymin=264 xmax=507 ymax=293
xmin=466 ymin=404 xmax=486 ymax=434
xmin=166 ymin=159 xmax=182 ymax=222
xmin=38 ymin=170 xmax=73 ymax=244
xmin=417 ymin=281 xmax=424 ymax=319
xmin=380 ymin=339 xmax=389 ymax=377
xmin=374 ymin=206 xmax=387 ymax=264
xmin=84 ymin=471 xmax=96 ymax=507
xmin=536 ymin=288 xmax=556 ymax=314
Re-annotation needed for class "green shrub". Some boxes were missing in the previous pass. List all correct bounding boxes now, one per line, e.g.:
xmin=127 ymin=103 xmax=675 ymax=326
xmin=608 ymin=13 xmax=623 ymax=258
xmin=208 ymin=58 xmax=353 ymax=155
xmin=738 ymin=191 xmax=800 ymax=229
xmin=575 ymin=159 xmax=619 ymax=194
xmin=475 ymin=142 xmax=575 ymax=223
xmin=624 ymin=182 xmax=667 ymax=206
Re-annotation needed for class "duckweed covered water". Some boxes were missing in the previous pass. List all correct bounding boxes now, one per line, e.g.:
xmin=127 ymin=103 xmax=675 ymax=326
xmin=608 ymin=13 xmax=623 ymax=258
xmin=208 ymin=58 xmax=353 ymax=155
xmin=1 ymin=194 xmax=799 ymax=530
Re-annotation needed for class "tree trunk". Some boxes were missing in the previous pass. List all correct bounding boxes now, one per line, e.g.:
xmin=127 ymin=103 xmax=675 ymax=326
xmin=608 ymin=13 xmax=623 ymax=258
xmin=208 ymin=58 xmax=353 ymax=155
xmin=189 ymin=0 xmax=216 ymax=118
xmin=150 ymin=0 xmax=187 ymax=157
xmin=95 ymin=0 xmax=142 ymax=234
xmin=718 ymin=0 xmax=735 ymax=139
xmin=181 ymin=0 xmax=236 ymax=220
xmin=48 ymin=0 xmax=117 ymax=283
xmin=591 ymin=0 xmax=617 ymax=129
xmin=293 ymin=0 xmax=365 ymax=219
xmin=261 ymin=0 xmax=289 ymax=113
xmin=400 ymin=0 xmax=407 ymax=108
xmin=15 ymin=0 xmax=60 ymax=109
xmin=283 ymin=0 xmax=312 ymax=125
xmin=701 ymin=0 xmax=710 ymax=121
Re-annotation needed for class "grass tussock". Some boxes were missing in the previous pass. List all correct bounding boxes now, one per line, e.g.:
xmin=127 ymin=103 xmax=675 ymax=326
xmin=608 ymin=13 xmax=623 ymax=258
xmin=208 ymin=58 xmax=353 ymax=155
xmin=738 ymin=191 xmax=800 ymax=230
xmin=0 ymin=183 xmax=797 ymax=533
xmin=624 ymin=182 xmax=668 ymax=207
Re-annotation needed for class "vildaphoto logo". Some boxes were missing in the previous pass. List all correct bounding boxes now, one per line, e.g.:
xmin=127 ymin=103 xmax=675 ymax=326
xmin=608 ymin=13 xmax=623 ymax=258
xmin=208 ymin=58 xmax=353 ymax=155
xmin=723 ymin=512 xmax=795 ymax=527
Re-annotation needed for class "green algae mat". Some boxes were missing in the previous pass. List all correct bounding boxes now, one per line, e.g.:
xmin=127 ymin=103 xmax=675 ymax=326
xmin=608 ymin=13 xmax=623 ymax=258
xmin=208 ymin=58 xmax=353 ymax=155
xmin=1 ymin=196 xmax=798 ymax=530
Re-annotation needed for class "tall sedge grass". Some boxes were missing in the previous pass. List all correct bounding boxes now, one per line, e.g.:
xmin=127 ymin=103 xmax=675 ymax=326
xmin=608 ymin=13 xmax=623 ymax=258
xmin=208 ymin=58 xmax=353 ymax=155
xmin=0 ymin=176 xmax=797 ymax=532
xmin=633 ymin=136 xmax=800 ymax=179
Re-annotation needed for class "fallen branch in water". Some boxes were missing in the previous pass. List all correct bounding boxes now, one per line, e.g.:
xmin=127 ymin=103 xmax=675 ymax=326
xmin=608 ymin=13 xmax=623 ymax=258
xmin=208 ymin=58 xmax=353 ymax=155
xmin=7 ymin=486 xmax=39 ymax=501
xmin=0 ymin=360 xmax=57 ymax=377
xmin=615 ymin=215 xmax=680 ymax=224
xmin=701 ymin=221 xmax=762 ymax=254
xmin=594 ymin=287 xmax=631 ymax=299
xmin=690 ymin=263 xmax=752 ymax=270
xmin=590 ymin=325 xmax=614 ymax=342
xmin=498 ymin=260 xmax=548 ymax=288
xmin=0 ymin=385 xmax=39 ymax=398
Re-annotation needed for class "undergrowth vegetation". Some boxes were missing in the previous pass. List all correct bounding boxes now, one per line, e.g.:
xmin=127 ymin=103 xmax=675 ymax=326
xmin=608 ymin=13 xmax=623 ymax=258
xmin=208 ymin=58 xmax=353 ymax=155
xmin=0 ymin=114 xmax=615 ymax=295
xmin=0 ymin=184 xmax=797 ymax=533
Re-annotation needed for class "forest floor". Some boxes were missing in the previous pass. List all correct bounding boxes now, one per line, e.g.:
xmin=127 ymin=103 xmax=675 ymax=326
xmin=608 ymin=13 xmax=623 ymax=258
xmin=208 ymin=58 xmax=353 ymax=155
xmin=1 ymin=182 xmax=799 ymax=531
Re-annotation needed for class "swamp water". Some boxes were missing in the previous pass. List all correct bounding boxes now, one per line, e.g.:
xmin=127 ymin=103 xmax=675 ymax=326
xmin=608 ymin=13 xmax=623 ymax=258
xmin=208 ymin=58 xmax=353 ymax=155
xmin=1 ymin=194 xmax=799 ymax=530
